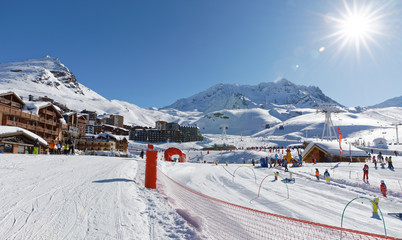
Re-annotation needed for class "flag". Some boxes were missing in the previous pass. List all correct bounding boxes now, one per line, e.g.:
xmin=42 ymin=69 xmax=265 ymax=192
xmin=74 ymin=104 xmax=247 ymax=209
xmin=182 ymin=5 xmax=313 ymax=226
xmin=337 ymin=127 xmax=343 ymax=154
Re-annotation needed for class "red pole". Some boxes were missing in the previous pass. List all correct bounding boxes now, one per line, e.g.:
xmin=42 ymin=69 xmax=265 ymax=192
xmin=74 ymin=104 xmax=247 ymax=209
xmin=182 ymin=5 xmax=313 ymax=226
xmin=145 ymin=144 xmax=157 ymax=189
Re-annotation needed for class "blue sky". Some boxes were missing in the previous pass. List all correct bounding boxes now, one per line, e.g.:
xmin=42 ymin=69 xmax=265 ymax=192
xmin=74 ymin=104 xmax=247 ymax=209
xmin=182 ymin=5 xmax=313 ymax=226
xmin=1 ymin=0 xmax=402 ymax=108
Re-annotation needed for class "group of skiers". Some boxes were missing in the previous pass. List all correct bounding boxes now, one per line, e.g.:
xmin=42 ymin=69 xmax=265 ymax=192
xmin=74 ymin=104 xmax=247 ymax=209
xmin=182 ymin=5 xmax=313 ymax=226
xmin=372 ymin=152 xmax=394 ymax=169
xmin=48 ymin=138 xmax=75 ymax=155
xmin=315 ymin=168 xmax=330 ymax=182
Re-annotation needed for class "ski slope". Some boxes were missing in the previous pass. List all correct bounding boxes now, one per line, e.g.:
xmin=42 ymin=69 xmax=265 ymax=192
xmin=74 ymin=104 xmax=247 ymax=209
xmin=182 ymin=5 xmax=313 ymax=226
xmin=1 ymin=152 xmax=401 ymax=239
xmin=159 ymin=150 xmax=402 ymax=239
xmin=0 ymin=154 xmax=196 ymax=240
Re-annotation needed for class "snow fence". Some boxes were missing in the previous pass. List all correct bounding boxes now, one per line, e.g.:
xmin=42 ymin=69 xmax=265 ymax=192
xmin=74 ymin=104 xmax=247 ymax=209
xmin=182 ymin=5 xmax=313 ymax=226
xmin=157 ymin=169 xmax=397 ymax=240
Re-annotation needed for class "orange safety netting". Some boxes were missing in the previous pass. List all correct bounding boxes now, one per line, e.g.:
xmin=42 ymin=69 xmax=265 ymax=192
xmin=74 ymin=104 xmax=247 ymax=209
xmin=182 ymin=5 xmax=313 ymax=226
xmin=157 ymin=169 xmax=397 ymax=240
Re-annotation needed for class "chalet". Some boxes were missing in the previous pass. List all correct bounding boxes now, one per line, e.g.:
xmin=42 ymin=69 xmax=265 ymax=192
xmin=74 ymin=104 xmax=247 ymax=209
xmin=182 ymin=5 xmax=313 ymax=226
xmin=76 ymin=132 xmax=128 ymax=154
xmin=96 ymin=132 xmax=128 ymax=153
xmin=96 ymin=114 xmax=124 ymax=128
xmin=62 ymin=112 xmax=87 ymax=139
xmin=0 ymin=92 xmax=63 ymax=143
xmin=302 ymin=141 xmax=369 ymax=163
xmin=0 ymin=126 xmax=48 ymax=154
xmin=93 ymin=124 xmax=129 ymax=136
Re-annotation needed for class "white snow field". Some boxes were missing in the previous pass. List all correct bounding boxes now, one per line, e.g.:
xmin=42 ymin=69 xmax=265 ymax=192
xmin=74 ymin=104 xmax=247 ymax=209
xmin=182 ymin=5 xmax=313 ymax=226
xmin=0 ymin=154 xmax=197 ymax=240
xmin=1 ymin=151 xmax=401 ymax=239
xmin=158 ymin=149 xmax=402 ymax=239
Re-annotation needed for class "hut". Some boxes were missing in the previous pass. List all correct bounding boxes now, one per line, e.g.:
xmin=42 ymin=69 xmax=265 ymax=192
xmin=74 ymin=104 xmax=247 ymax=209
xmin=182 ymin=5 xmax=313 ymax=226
xmin=302 ymin=141 xmax=369 ymax=163
xmin=0 ymin=126 xmax=48 ymax=154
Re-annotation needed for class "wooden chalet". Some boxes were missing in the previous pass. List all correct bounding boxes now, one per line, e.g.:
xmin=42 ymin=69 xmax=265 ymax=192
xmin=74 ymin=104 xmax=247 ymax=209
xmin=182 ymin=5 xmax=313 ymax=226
xmin=0 ymin=126 xmax=48 ymax=154
xmin=62 ymin=112 xmax=88 ymax=139
xmin=76 ymin=132 xmax=128 ymax=154
xmin=302 ymin=141 xmax=369 ymax=163
xmin=0 ymin=92 xmax=63 ymax=144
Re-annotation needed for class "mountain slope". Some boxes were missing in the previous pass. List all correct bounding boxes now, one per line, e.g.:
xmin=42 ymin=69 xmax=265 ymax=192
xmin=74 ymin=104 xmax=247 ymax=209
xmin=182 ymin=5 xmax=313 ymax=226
xmin=369 ymin=96 xmax=402 ymax=108
xmin=163 ymin=79 xmax=341 ymax=113
xmin=0 ymin=56 xmax=173 ymax=126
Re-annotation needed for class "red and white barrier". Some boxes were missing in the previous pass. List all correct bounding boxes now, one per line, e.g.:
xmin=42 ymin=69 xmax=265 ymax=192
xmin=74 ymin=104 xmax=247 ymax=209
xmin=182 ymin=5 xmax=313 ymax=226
xmin=157 ymin=169 xmax=396 ymax=240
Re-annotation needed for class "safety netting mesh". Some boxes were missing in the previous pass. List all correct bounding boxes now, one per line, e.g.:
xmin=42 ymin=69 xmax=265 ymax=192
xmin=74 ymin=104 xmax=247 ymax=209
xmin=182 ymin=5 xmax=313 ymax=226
xmin=157 ymin=169 xmax=397 ymax=240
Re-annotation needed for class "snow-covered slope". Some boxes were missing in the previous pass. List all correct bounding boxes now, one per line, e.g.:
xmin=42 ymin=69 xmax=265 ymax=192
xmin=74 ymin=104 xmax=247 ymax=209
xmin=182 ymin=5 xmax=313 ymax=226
xmin=369 ymin=96 xmax=402 ymax=108
xmin=0 ymin=56 xmax=174 ymax=127
xmin=163 ymin=79 xmax=341 ymax=113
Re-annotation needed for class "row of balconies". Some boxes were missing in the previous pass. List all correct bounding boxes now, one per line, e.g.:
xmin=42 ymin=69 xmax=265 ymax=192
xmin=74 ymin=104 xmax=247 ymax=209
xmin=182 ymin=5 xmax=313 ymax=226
xmin=0 ymin=99 xmax=23 ymax=109
xmin=5 ymin=120 xmax=59 ymax=135
xmin=1 ymin=107 xmax=59 ymax=127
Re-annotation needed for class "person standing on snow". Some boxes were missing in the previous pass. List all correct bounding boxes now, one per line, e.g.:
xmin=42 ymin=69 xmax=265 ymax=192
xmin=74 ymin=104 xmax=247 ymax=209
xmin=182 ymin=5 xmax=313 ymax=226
xmin=363 ymin=164 xmax=369 ymax=182
xmin=373 ymin=156 xmax=377 ymax=169
xmin=33 ymin=138 xmax=39 ymax=154
xmin=388 ymin=156 xmax=394 ymax=169
xmin=274 ymin=153 xmax=278 ymax=167
xmin=315 ymin=168 xmax=319 ymax=180
xmin=324 ymin=169 xmax=330 ymax=182
xmin=380 ymin=180 xmax=387 ymax=197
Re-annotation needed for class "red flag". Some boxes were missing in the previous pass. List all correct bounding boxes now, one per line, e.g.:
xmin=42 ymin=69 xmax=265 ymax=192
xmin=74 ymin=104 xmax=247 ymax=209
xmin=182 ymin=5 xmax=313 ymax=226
xmin=337 ymin=127 xmax=343 ymax=154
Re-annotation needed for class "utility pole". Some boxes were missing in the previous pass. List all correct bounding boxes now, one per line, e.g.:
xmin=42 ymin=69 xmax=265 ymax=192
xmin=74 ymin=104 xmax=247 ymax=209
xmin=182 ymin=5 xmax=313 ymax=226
xmin=391 ymin=123 xmax=402 ymax=144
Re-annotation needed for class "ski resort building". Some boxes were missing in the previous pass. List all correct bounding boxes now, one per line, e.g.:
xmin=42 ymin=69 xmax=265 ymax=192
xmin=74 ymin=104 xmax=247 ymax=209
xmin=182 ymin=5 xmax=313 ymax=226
xmin=76 ymin=132 xmax=128 ymax=155
xmin=0 ymin=91 xmax=63 ymax=143
xmin=129 ymin=121 xmax=203 ymax=143
xmin=302 ymin=141 xmax=369 ymax=163
xmin=0 ymin=126 xmax=48 ymax=154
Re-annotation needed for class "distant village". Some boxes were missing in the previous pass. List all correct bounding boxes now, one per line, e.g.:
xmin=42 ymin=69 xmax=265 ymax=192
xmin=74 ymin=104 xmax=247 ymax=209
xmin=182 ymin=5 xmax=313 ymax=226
xmin=0 ymin=91 xmax=203 ymax=155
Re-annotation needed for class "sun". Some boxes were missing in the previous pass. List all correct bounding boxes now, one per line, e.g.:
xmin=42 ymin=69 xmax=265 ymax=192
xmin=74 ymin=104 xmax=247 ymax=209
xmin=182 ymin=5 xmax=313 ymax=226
xmin=341 ymin=14 xmax=371 ymax=39
xmin=323 ymin=0 xmax=389 ymax=59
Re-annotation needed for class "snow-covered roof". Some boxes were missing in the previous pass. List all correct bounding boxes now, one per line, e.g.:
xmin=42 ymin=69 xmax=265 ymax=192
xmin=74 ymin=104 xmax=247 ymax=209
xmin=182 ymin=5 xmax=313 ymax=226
xmin=303 ymin=141 xmax=368 ymax=158
xmin=95 ymin=132 xmax=128 ymax=141
xmin=97 ymin=114 xmax=110 ymax=119
xmin=62 ymin=111 xmax=77 ymax=116
xmin=0 ymin=126 xmax=48 ymax=146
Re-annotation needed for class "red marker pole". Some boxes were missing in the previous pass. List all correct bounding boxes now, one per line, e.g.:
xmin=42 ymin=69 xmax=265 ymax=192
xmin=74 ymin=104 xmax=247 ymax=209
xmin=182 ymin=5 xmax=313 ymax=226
xmin=145 ymin=144 xmax=157 ymax=189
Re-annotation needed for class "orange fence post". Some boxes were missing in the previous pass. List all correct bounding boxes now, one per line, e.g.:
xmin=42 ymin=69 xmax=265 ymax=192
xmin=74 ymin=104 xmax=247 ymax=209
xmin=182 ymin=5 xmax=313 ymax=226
xmin=145 ymin=144 xmax=157 ymax=189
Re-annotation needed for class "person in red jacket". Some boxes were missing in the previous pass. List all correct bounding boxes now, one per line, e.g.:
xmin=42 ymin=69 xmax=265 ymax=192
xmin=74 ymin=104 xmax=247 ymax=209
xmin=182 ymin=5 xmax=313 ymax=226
xmin=380 ymin=180 xmax=387 ymax=197
xmin=363 ymin=164 xmax=369 ymax=182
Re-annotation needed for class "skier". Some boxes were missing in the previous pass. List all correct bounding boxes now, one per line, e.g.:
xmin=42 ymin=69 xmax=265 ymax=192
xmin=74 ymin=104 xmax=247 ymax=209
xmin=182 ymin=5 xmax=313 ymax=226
xmin=373 ymin=156 xmax=377 ymax=169
xmin=380 ymin=180 xmax=387 ymax=197
xmin=388 ymin=156 xmax=394 ymax=169
xmin=49 ymin=140 xmax=56 ymax=154
xmin=56 ymin=141 xmax=62 ymax=154
xmin=33 ymin=138 xmax=39 ymax=154
xmin=363 ymin=164 xmax=369 ymax=182
xmin=274 ymin=153 xmax=278 ymax=167
xmin=298 ymin=154 xmax=302 ymax=167
xmin=324 ymin=169 xmax=330 ymax=182
xmin=63 ymin=140 xmax=69 ymax=155
xmin=274 ymin=171 xmax=279 ymax=180
xmin=315 ymin=168 xmax=319 ymax=180
xmin=140 ymin=150 xmax=144 ymax=159
xmin=284 ymin=159 xmax=288 ymax=172
xmin=251 ymin=158 xmax=255 ymax=166
xmin=372 ymin=197 xmax=380 ymax=218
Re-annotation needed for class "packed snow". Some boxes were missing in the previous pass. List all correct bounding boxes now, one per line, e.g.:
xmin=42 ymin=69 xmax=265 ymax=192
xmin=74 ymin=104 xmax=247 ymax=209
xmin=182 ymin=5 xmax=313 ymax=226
xmin=1 ymin=144 xmax=401 ymax=239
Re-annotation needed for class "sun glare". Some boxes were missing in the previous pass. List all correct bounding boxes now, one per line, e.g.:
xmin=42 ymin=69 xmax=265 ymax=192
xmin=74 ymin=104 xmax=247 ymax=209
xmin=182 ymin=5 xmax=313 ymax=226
xmin=341 ymin=15 xmax=370 ymax=38
xmin=323 ymin=0 xmax=390 ymax=59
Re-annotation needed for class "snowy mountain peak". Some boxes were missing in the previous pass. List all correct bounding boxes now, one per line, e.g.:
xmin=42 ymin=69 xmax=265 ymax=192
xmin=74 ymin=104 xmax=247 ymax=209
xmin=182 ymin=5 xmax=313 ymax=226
xmin=164 ymin=79 xmax=341 ymax=113
xmin=0 ymin=56 xmax=83 ymax=95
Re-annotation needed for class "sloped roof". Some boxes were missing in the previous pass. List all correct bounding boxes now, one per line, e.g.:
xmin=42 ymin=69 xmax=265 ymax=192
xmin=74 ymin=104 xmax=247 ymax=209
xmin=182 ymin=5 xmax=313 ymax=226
xmin=96 ymin=132 xmax=128 ymax=141
xmin=0 ymin=126 xmax=48 ymax=146
xmin=0 ymin=91 xmax=25 ymax=105
xmin=302 ymin=141 xmax=368 ymax=158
